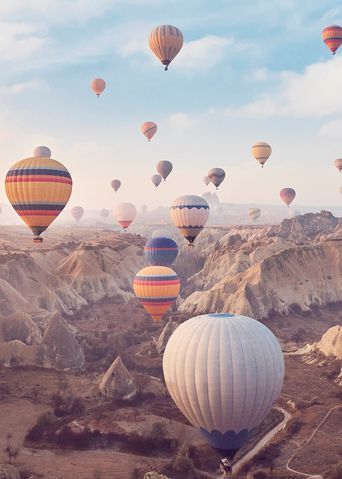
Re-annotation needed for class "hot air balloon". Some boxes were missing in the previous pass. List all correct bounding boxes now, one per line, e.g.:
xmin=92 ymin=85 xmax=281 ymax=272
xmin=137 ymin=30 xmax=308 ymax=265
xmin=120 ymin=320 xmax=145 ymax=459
xmin=248 ymin=207 xmax=261 ymax=222
xmin=280 ymin=188 xmax=296 ymax=207
xmin=170 ymin=195 xmax=209 ymax=245
xmin=91 ymin=78 xmax=106 ymax=97
xmin=71 ymin=206 xmax=84 ymax=223
xmin=208 ymin=168 xmax=225 ymax=190
xmin=141 ymin=122 xmax=157 ymax=142
xmin=334 ymin=159 xmax=342 ymax=172
xmin=251 ymin=142 xmax=272 ymax=167
xmin=33 ymin=146 xmax=51 ymax=158
xmin=145 ymin=237 xmax=178 ymax=266
xmin=111 ymin=179 xmax=121 ymax=192
xmin=114 ymin=202 xmax=137 ymax=231
xmin=141 ymin=204 xmax=147 ymax=215
xmin=100 ymin=208 xmax=110 ymax=219
xmin=151 ymin=174 xmax=162 ymax=188
xmin=322 ymin=25 xmax=342 ymax=55
xmin=203 ymin=176 xmax=210 ymax=186
xmin=149 ymin=25 xmax=183 ymax=71
xmin=5 ymin=149 xmax=72 ymax=243
xmin=133 ymin=266 xmax=180 ymax=321
xmin=163 ymin=313 xmax=284 ymax=468
xmin=156 ymin=160 xmax=173 ymax=181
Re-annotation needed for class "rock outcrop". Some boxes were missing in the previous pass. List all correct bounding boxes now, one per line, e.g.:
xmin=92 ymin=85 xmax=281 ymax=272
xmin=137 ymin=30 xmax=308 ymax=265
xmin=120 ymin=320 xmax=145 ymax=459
xmin=100 ymin=356 xmax=136 ymax=399
xmin=0 ymin=313 xmax=42 ymax=345
xmin=303 ymin=325 xmax=342 ymax=360
xmin=156 ymin=321 xmax=178 ymax=354
xmin=0 ymin=340 xmax=38 ymax=367
xmin=0 ymin=464 xmax=20 ymax=479
xmin=277 ymin=210 xmax=338 ymax=244
xmin=143 ymin=473 xmax=169 ymax=479
xmin=39 ymin=312 xmax=85 ymax=371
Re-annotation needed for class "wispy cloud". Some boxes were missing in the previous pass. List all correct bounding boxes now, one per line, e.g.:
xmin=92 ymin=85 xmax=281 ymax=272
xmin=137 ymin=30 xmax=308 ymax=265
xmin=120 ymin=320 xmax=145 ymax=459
xmin=318 ymin=118 xmax=342 ymax=138
xmin=167 ymin=112 xmax=199 ymax=129
xmin=0 ymin=79 xmax=44 ymax=96
xmin=174 ymin=35 xmax=232 ymax=71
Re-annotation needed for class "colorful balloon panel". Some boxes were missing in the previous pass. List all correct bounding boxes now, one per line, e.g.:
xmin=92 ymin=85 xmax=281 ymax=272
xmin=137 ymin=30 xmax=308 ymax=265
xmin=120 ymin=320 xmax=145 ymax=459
xmin=149 ymin=25 xmax=183 ymax=70
xmin=170 ymin=195 xmax=209 ymax=245
xmin=133 ymin=266 xmax=180 ymax=321
xmin=141 ymin=122 xmax=157 ymax=141
xmin=5 ymin=156 xmax=72 ymax=241
xmin=280 ymin=187 xmax=296 ymax=206
xmin=251 ymin=142 xmax=272 ymax=167
xmin=322 ymin=25 xmax=342 ymax=54
xmin=163 ymin=313 xmax=284 ymax=456
xmin=145 ymin=237 xmax=178 ymax=266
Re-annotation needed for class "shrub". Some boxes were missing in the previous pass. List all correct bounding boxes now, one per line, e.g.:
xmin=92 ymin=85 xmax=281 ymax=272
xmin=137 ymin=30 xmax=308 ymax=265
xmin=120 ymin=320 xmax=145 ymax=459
xmin=172 ymin=442 xmax=194 ymax=474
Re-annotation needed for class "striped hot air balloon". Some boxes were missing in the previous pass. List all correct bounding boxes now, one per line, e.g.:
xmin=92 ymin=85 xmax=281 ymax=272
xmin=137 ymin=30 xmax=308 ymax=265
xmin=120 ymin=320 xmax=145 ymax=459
xmin=208 ymin=168 xmax=225 ymax=189
xmin=111 ymin=179 xmax=121 ymax=192
xmin=280 ymin=188 xmax=296 ymax=207
xmin=149 ymin=25 xmax=183 ymax=71
xmin=91 ymin=78 xmax=106 ymax=97
xmin=334 ymin=159 xmax=342 ymax=172
xmin=322 ymin=25 xmax=342 ymax=55
xmin=133 ymin=266 xmax=180 ymax=322
xmin=71 ymin=206 xmax=84 ymax=223
xmin=141 ymin=122 xmax=157 ymax=142
xmin=170 ymin=195 xmax=209 ymax=245
xmin=145 ymin=237 xmax=178 ymax=266
xmin=5 ymin=151 xmax=72 ymax=243
xmin=251 ymin=142 xmax=272 ymax=167
xmin=114 ymin=202 xmax=137 ymax=231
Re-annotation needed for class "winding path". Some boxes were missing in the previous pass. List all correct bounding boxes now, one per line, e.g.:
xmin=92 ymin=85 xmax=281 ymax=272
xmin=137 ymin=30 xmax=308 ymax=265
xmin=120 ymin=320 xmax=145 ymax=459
xmin=285 ymin=404 xmax=342 ymax=478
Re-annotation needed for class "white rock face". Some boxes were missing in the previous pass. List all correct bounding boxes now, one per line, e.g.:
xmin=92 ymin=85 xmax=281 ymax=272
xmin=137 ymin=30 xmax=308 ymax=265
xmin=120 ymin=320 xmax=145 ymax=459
xmin=157 ymin=321 xmax=178 ymax=354
xmin=180 ymin=240 xmax=342 ymax=319
xmin=305 ymin=325 xmax=342 ymax=360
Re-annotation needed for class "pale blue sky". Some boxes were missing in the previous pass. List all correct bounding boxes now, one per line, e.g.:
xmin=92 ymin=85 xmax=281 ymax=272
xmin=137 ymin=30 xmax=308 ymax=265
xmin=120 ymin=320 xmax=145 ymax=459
xmin=0 ymin=0 xmax=342 ymax=218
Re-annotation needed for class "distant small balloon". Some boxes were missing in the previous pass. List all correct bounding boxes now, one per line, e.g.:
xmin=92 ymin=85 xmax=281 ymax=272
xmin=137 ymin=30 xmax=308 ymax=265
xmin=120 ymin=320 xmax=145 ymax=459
xmin=156 ymin=160 xmax=173 ymax=181
xmin=322 ymin=25 xmax=342 ymax=55
xmin=100 ymin=208 xmax=110 ymax=219
xmin=151 ymin=174 xmax=162 ymax=188
xmin=248 ymin=207 xmax=261 ymax=222
xmin=114 ymin=202 xmax=137 ymax=231
xmin=208 ymin=168 xmax=225 ymax=190
xmin=141 ymin=122 xmax=157 ymax=142
xmin=33 ymin=146 xmax=51 ymax=158
xmin=71 ymin=206 xmax=84 ymax=223
xmin=251 ymin=142 xmax=272 ymax=167
xmin=334 ymin=159 xmax=342 ymax=172
xmin=91 ymin=78 xmax=106 ymax=97
xmin=203 ymin=176 xmax=210 ymax=186
xmin=111 ymin=179 xmax=121 ymax=192
xmin=280 ymin=188 xmax=296 ymax=207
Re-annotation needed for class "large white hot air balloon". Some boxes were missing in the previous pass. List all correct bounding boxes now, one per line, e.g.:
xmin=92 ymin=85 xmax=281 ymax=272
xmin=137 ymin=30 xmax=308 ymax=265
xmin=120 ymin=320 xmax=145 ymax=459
xmin=163 ymin=313 xmax=284 ymax=466
xmin=170 ymin=195 xmax=209 ymax=245
xmin=114 ymin=202 xmax=137 ymax=231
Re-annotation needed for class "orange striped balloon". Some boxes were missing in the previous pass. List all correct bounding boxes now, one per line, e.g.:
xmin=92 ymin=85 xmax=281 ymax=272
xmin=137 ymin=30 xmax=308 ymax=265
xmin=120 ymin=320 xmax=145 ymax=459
xmin=322 ymin=25 xmax=342 ymax=55
xmin=141 ymin=122 xmax=157 ymax=141
xmin=149 ymin=25 xmax=183 ymax=71
xmin=133 ymin=266 xmax=180 ymax=322
xmin=5 ymin=155 xmax=72 ymax=242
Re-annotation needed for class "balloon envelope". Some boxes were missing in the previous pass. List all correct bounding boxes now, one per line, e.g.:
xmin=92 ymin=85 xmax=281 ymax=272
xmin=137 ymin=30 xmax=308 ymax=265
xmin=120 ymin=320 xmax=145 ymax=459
xmin=251 ymin=142 xmax=272 ymax=167
xmin=71 ymin=206 xmax=84 ymax=222
xmin=5 ymin=155 xmax=72 ymax=242
xmin=151 ymin=174 xmax=162 ymax=188
xmin=248 ymin=207 xmax=261 ymax=222
xmin=156 ymin=160 xmax=173 ymax=181
xmin=163 ymin=313 xmax=284 ymax=457
xmin=208 ymin=168 xmax=225 ymax=189
xmin=322 ymin=25 xmax=342 ymax=54
xmin=91 ymin=78 xmax=106 ymax=97
xmin=145 ymin=237 xmax=178 ymax=266
xmin=170 ymin=195 xmax=209 ymax=245
xmin=33 ymin=146 xmax=51 ymax=158
xmin=141 ymin=122 xmax=157 ymax=141
xmin=280 ymin=188 xmax=296 ymax=206
xmin=114 ymin=202 xmax=137 ymax=231
xmin=111 ymin=179 xmax=121 ymax=192
xmin=149 ymin=25 xmax=183 ymax=70
xmin=203 ymin=176 xmax=211 ymax=186
xmin=133 ymin=265 xmax=180 ymax=321
xmin=334 ymin=159 xmax=342 ymax=172
xmin=100 ymin=208 xmax=110 ymax=219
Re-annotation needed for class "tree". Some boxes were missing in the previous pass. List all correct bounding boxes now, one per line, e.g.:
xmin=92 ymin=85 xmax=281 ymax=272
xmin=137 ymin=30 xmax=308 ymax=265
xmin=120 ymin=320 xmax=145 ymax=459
xmin=4 ymin=434 xmax=20 ymax=464
xmin=134 ymin=373 xmax=151 ymax=396
xmin=172 ymin=442 xmax=194 ymax=474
